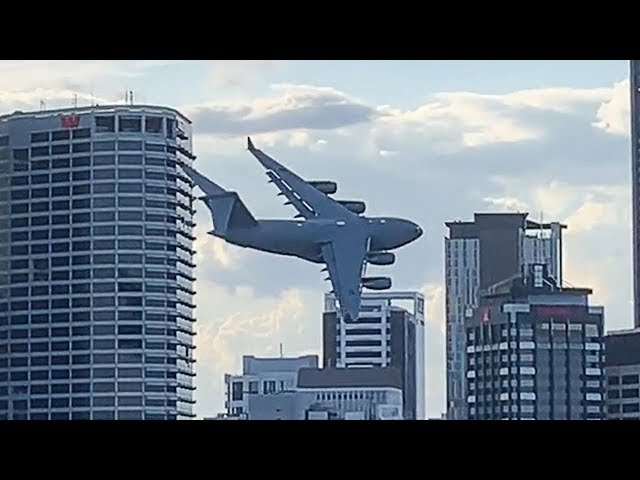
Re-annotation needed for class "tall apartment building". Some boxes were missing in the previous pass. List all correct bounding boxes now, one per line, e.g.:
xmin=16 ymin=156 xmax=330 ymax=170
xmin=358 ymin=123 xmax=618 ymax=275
xmin=322 ymin=291 xmax=425 ymax=420
xmin=445 ymin=213 xmax=565 ymax=419
xmin=466 ymin=264 xmax=605 ymax=420
xmin=0 ymin=105 xmax=196 ymax=420
xmin=605 ymin=329 xmax=640 ymax=419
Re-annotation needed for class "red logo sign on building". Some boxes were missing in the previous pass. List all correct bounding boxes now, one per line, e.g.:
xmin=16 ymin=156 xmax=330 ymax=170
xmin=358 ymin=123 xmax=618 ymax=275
xmin=482 ymin=308 xmax=491 ymax=323
xmin=60 ymin=115 xmax=80 ymax=128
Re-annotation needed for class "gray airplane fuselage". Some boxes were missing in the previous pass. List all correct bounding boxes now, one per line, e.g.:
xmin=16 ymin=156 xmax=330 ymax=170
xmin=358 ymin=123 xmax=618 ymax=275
xmin=213 ymin=216 xmax=420 ymax=263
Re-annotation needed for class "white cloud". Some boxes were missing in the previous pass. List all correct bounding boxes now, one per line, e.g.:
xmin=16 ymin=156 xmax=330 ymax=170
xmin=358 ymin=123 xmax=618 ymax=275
xmin=207 ymin=60 xmax=279 ymax=89
xmin=483 ymin=196 xmax=528 ymax=212
xmin=594 ymin=79 xmax=630 ymax=135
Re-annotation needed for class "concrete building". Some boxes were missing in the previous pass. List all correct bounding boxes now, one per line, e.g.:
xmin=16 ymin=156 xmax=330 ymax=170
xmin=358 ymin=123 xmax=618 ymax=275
xmin=605 ymin=329 xmax=640 ymax=419
xmin=445 ymin=212 xmax=566 ymax=419
xmin=224 ymin=355 xmax=318 ymax=417
xmin=247 ymin=366 xmax=404 ymax=420
xmin=466 ymin=264 xmax=605 ymax=420
xmin=322 ymin=291 xmax=425 ymax=419
xmin=0 ymin=105 xmax=196 ymax=420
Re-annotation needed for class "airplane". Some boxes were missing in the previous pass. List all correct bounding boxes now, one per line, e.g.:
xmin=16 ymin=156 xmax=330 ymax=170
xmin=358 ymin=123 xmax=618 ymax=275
xmin=183 ymin=137 xmax=423 ymax=323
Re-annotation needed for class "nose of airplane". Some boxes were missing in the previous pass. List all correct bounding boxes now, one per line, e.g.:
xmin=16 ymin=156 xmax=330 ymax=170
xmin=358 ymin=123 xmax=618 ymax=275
xmin=413 ymin=222 xmax=423 ymax=240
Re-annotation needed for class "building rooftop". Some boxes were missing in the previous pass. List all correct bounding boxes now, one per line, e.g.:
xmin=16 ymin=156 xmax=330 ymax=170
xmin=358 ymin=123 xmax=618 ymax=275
xmin=242 ymin=355 xmax=319 ymax=375
xmin=605 ymin=329 xmax=640 ymax=367
xmin=0 ymin=103 xmax=192 ymax=124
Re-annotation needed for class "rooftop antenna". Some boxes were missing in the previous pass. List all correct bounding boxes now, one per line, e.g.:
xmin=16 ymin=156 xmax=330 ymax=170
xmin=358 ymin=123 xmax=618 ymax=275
xmin=130 ymin=90 xmax=134 ymax=105
xmin=39 ymin=100 xmax=45 ymax=111
xmin=279 ymin=343 xmax=283 ymax=358
xmin=73 ymin=93 xmax=78 ymax=109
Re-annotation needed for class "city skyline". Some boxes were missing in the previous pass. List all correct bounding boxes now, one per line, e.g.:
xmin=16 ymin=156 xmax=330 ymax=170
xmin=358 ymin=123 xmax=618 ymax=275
xmin=0 ymin=60 xmax=632 ymax=419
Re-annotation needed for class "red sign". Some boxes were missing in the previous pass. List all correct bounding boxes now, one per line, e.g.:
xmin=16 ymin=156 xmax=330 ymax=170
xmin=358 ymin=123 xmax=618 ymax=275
xmin=60 ymin=115 xmax=80 ymax=128
xmin=482 ymin=308 xmax=491 ymax=323
xmin=534 ymin=306 xmax=581 ymax=318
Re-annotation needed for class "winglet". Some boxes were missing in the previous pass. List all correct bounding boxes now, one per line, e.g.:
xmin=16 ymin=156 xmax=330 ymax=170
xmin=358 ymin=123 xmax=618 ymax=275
xmin=247 ymin=137 xmax=255 ymax=151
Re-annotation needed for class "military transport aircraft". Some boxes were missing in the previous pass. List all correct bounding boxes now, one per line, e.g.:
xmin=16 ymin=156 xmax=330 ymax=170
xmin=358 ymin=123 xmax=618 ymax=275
xmin=183 ymin=138 xmax=423 ymax=323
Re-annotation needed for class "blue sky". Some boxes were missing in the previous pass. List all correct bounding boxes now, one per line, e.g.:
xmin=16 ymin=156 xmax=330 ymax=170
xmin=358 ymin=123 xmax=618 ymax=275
xmin=0 ymin=60 xmax=633 ymax=418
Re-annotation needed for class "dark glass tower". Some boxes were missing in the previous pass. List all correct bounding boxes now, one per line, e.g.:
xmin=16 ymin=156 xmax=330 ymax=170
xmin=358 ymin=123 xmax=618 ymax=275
xmin=0 ymin=105 xmax=196 ymax=420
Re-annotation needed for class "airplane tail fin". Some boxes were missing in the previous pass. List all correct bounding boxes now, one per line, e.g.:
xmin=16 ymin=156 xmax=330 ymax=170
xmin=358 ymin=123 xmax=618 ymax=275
xmin=182 ymin=165 xmax=258 ymax=236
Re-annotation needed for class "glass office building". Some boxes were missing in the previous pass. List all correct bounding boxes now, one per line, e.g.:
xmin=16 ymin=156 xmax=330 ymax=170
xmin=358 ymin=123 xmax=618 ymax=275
xmin=0 ymin=105 xmax=197 ymax=420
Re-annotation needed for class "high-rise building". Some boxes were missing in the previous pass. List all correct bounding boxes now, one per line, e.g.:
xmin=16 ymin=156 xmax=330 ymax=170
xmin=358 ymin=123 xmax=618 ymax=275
xmin=0 ymin=105 xmax=197 ymax=420
xmin=322 ymin=291 xmax=425 ymax=420
xmin=466 ymin=264 xmax=605 ymax=420
xmin=631 ymin=61 xmax=640 ymax=328
xmin=604 ymin=329 xmax=640 ymax=419
xmin=445 ymin=213 xmax=565 ymax=419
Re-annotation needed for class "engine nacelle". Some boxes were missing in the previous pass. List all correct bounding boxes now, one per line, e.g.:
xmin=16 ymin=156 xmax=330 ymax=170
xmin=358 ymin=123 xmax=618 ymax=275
xmin=367 ymin=252 xmax=396 ymax=266
xmin=309 ymin=181 xmax=337 ymax=195
xmin=362 ymin=276 xmax=392 ymax=290
xmin=338 ymin=200 xmax=366 ymax=215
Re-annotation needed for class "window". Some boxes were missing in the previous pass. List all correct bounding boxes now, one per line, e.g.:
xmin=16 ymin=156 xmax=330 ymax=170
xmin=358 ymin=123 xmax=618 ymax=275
xmin=93 ymin=225 xmax=116 ymax=236
xmin=52 ymin=241 xmax=70 ymax=252
xmin=31 ymin=131 xmax=50 ymax=143
xmin=118 ymin=154 xmax=143 ymax=165
xmin=120 ymin=183 xmax=143 ymax=193
xmin=94 ymin=183 xmax=115 ymax=194
xmin=95 ymin=116 xmax=115 ymax=133
xmin=622 ymin=403 xmax=640 ymax=413
xmin=94 ymin=197 xmax=115 ymax=208
xmin=119 ymin=117 xmax=142 ymax=133
xmin=51 ymin=143 xmax=70 ymax=155
xmin=72 ymin=170 xmax=90 ymax=181
xmin=72 ymin=184 xmax=90 ymax=195
xmin=119 ymin=169 xmax=143 ymax=179
xmin=72 ymin=128 xmax=91 ymax=139
xmin=94 ymin=169 xmax=115 ymax=180
xmin=120 ymin=211 xmax=143 ymax=222
xmin=118 ymin=225 xmax=143 ymax=236
xmin=52 ymin=157 xmax=70 ymax=169
xmin=52 ymin=186 xmax=70 ymax=197
xmin=52 ymin=130 xmax=71 ymax=142
xmin=72 ymin=142 xmax=91 ymax=153
xmin=94 ymin=211 xmax=116 ymax=222
xmin=72 ymin=156 xmax=90 ymax=167
xmin=52 ymin=228 xmax=70 ymax=239
xmin=166 ymin=119 xmax=175 ymax=138
xmin=94 ymin=154 xmax=115 ymax=166
xmin=622 ymin=388 xmax=640 ymax=398
xmin=622 ymin=375 xmax=639 ymax=385
xmin=145 ymin=116 xmax=163 ymax=134
xmin=32 ymin=160 xmax=50 ymax=170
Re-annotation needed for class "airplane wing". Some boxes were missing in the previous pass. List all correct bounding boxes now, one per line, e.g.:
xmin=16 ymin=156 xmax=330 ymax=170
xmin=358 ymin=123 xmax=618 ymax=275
xmin=320 ymin=236 xmax=369 ymax=322
xmin=247 ymin=137 xmax=350 ymax=219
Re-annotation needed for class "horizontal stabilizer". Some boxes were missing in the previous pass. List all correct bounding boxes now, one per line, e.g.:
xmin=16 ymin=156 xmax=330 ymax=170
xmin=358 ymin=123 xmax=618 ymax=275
xmin=182 ymin=165 xmax=227 ymax=196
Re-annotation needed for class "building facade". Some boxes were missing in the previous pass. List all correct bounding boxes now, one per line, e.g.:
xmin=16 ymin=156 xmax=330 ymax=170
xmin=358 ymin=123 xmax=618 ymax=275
xmin=0 ymin=105 xmax=196 ymax=420
xmin=224 ymin=355 xmax=318 ymax=417
xmin=322 ymin=291 xmax=425 ymax=419
xmin=631 ymin=61 xmax=640 ymax=328
xmin=246 ymin=366 xmax=404 ymax=420
xmin=445 ymin=213 xmax=565 ymax=419
xmin=466 ymin=264 xmax=605 ymax=420
xmin=605 ymin=329 xmax=640 ymax=419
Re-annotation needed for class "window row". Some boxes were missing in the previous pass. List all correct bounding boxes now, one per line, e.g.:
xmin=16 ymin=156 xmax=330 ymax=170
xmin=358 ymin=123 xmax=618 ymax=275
xmin=10 ymin=213 xmax=179 ymax=228
xmin=11 ymin=169 xmax=178 ymax=185
xmin=7 ymin=270 xmax=190 ymax=286
xmin=11 ymin=198 xmax=179 ymax=214
xmin=0 ymin=342 xmax=178 ymax=355
xmin=8 ymin=297 xmax=179 ymax=310
xmin=29 ymin=128 xmax=90 ymax=144
xmin=0 ymin=368 xmax=178 ymax=381
xmin=10 ymin=226 xmax=179 ymax=241
xmin=11 ymin=241 xmax=177 ymax=255
xmin=1 ymin=309 xmax=184 ymax=323
xmin=0 ymin=382 xmax=177 ymax=396
xmin=6 ymin=283 xmax=180 ymax=296
xmin=0 ymin=354 xmax=172 ymax=368
xmin=8 ymin=397 xmax=178 ymax=409
xmin=9 ymin=184 xmax=180 ymax=199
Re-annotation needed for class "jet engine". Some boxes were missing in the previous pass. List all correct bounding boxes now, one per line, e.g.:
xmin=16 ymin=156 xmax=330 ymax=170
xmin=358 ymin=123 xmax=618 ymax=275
xmin=367 ymin=252 xmax=396 ymax=266
xmin=338 ymin=200 xmax=366 ymax=215
xmin=362 ymin=276 xmax=392 ymax=290
xmin=309 ymin=181 xmax=337 ymax=195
